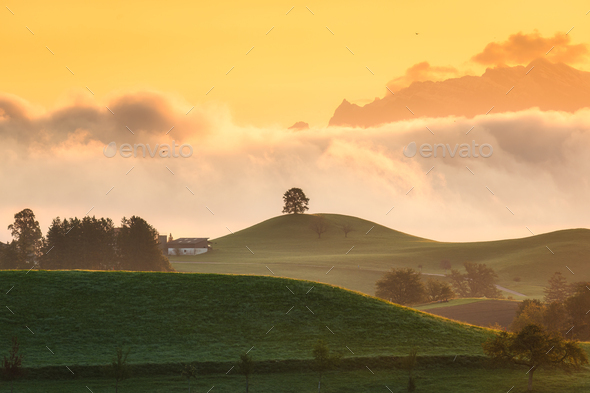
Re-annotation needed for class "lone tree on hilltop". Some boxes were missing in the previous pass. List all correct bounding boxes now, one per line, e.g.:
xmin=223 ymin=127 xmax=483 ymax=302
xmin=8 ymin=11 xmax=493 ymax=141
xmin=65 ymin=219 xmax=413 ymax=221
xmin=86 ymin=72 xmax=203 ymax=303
xmin=310 ymin=216 xmax=329 ymax=239
xmin=375 ymin=268 xmax=426 ymax=306
xmin=483 ymin=324 xmax=588 ymax=391
xmin=282 ymin=188 xmax=309 ymax=214
xmin=2 ymin=337 xmax=24 ymax=393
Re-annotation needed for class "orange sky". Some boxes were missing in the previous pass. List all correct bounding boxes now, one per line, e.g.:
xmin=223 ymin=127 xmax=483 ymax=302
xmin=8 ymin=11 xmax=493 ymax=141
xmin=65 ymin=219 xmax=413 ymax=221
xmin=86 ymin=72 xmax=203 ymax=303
xmin=2 ymin=0 xmax=590 ymax=243
xmin=2 ymin=0 xmax=590 ymax=127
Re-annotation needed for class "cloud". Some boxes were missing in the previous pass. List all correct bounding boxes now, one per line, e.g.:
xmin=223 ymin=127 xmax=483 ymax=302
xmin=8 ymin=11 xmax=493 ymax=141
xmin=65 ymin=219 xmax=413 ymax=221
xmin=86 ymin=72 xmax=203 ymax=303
xmin=0 ymin=90 xmax=211 ymax=153
xmin=472 ymin=31 xmax=588 ymax=66
xmin=1 ymin=91 xmax=589 ymax=244
xmin=386 ymin=61 xmax=460 ymax=92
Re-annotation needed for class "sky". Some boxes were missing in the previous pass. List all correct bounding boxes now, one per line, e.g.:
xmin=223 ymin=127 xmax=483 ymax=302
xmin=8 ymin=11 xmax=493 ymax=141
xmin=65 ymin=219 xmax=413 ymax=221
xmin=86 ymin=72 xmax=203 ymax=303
xmin=1 ymin=0 xmax=590 ymax=243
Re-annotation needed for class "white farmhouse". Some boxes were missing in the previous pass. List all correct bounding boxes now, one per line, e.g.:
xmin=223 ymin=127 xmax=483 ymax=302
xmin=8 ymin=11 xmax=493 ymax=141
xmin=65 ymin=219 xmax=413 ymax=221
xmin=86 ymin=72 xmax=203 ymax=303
xmin=167 ymin=238 xmax=210 ymax=255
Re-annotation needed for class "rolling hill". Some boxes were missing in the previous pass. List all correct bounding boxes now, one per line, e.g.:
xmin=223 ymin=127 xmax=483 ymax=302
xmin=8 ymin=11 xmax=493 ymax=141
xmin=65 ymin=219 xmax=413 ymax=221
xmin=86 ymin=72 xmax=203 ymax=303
xmin=171 ymin=213 xmax=590 ymax=298
xmin=0 ymin=270 xmax=490 ymax=369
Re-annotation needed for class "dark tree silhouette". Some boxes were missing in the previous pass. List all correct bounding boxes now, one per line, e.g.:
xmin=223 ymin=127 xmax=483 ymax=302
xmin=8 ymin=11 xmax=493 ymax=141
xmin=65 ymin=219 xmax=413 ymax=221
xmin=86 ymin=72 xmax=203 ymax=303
xmin=544 ymin=272 xmax=571 ymax=304
xmin=237 ymin=353 xmax=254 ymax=393
xmin=40 ymin=216 xmax=116 ymax=270
xmin=181 ymin=363 xmax=198 ymax=393
xmin=375 ymin=268 xmax=426 ymax=305
xmin=483 ymin=324 xmax=588 ymax=391
xmin=565 ymin=282 xmax=590 ymax=340
xmin=449 ymin=262 xmax=501 ymax=298
xmin=117 ymin=216 xmax=173 ymax=271
xmin=2 ymin=337 xmax=24 ymax=393
xmin=6 ymin=208 xmax=42 ymax=268
xmin=425 ymin=279 xmax=455 ymax=302
xmin=439 ymin=260 xmax=452 ymax=272
xmin=109 ymin=347 xmax=130 ymax=393
xmin=312 ymin=340 xmax=340 ymax=392
xmin=310 ymin=216 xmax=328 ymax=239
xmin=282 ymin=188 xmax=309 ymax=214
xmin=402 ymin=349 xmax=418 ymax=392
xmin=0 ymin=241 xmax=20 ymax=270
xmin=341 ymin=223 xmax=353 ymax=238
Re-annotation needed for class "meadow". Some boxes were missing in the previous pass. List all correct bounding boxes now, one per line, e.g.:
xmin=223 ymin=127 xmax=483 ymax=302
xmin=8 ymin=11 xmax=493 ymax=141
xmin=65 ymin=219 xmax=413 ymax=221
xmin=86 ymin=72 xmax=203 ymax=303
xmin=170 ymin=213 xmax=590 ymax=299
xmin=7 ymin=367 xmax=590 ymax=392
xmin=1 ymin=270 xmax=588 ymax=392
xmin=0 ymin=270 xmax=489 ymax=369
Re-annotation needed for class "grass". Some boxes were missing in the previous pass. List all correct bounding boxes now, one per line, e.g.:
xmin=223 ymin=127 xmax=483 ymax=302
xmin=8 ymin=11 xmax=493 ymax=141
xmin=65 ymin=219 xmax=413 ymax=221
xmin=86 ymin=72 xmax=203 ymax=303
xmin=8 ymin=367 xmax=590 ymax=392
xmin=2 ymin=270 xmax=588 ymax=392
xmin=170 ymin=213 xmax=590 ymax=298
xmin=420 ymin=300 xmax=521 ymax=329
xmin=0 ymin=270 xmax=491 ymax=369
xmin=414 ymin=298 xmax=487 ymax=310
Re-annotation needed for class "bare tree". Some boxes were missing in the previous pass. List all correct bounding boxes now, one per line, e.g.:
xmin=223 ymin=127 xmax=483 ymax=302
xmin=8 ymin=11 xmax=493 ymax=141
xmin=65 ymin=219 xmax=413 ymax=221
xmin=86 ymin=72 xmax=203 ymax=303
xmin=181 ymin=363 xmax=198 ymax=393
xmin=310 ymin=216 xmax=328 ymax=239
xmin=312 ymin=340 xmax=340 ymax=392
xmin=341 ymin=223 xmax=353 ymax=238
xmin=110 ymin=347 xmax=130 ymax=393
xmin=402 ymin=348 xmax=418 ymax=392
xmin=237 ymin=353 xmax=254 ymax=393
xmin=2 ymin=337 xmax=24 ymax=393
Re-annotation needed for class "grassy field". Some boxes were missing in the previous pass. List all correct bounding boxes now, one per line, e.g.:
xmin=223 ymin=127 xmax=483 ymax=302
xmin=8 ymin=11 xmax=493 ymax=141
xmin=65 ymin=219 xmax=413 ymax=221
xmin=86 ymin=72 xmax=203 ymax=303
xmin=414 ymin=298 xmax=487 ymax=310
xmin=7 ymin=367 xmax=590 ymax=392
xmin=419 ymin=300 xmax=520 ymax=329
xmin=1 ymin=270 xmax=588 ymax=392
xmin=170 ymin=213 xmax=590 ymax=299
xmin=1 ymin=270 xmax=491 ymax=369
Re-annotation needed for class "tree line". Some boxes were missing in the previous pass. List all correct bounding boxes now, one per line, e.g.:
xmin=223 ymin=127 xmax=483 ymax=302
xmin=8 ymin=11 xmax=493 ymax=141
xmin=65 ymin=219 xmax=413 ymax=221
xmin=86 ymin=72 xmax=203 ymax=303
xmin=375 ymin=262 xmax=501 ymax=306
xmin=374 ymin=265 xmax=589 ymax=392
xmin=481 ymin=273 xmax=590 ymax=392
xmin=510 ymin=272 xmax=590 ymax=341
xmin=0 ymin=209 xmax=172 ymax=272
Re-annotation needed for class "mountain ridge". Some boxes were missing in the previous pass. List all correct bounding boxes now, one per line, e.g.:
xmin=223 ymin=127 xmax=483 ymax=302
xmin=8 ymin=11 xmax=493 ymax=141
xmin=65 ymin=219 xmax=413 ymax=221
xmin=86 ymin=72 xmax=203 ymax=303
xmin=329 ymin=58 xmax=590 ymax=127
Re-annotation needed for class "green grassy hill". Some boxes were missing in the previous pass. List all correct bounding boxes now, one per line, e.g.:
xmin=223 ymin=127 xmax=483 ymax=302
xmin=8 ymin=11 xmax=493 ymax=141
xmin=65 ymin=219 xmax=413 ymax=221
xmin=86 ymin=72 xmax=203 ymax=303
xmin=171 ymin=214 xmax=590 ymax=298
xmin=0 ymin=270 xmax=490 ymax=368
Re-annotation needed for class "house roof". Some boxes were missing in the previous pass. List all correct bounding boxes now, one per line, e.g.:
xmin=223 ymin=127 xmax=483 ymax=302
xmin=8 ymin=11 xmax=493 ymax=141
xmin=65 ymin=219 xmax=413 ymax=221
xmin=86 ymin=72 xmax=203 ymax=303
xmin=167 ymin=237 xmax=209 ymax=247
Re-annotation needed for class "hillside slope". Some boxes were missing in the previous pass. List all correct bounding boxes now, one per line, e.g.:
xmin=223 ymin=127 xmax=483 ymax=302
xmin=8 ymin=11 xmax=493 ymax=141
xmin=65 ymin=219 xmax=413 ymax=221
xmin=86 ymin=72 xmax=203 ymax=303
xmin=0 ymin=271 xmax=491 ymax=368
xmin=173 ymin=214 xmax=590 ymax=298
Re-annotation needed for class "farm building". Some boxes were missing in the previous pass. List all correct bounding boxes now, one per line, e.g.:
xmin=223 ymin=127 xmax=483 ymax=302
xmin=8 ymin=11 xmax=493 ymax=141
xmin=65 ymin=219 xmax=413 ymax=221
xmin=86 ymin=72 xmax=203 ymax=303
xmin=167 ymin=238 xmax=210 ymax=255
